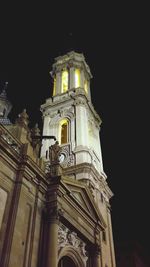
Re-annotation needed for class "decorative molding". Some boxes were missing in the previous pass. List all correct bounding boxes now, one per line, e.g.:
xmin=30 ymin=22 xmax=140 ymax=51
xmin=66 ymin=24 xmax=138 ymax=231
xmin=0 ymin=125 xmax=22 ymax=154
xmin=59 ymin=144 xmax=75 ymax=168
xmin=58 ymin=106 xmax=75 ymax=119
xmin=47 ymin=207 xmax=63 ymax=223
xmin=58 ymin=224 xmax=88 ymax=263
xmin=74 ymin=97 xmax=87 ymax=107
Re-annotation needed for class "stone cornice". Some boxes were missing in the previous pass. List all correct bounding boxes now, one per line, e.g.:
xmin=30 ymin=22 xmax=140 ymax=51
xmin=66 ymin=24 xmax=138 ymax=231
xmin=40 ymin=95 xmax=74 ymax=113
xmin=51 ymin=51 xmax=92 ymax=79
xmin=0 ymin=125 xmax=48 ymax=193
xmin=45 ymin=175 xmax=106 ymax=230
xmin=60 ymin=177 xmax=107 ymax=229
xmin=62 ymin=163 xmax=114 ymax=199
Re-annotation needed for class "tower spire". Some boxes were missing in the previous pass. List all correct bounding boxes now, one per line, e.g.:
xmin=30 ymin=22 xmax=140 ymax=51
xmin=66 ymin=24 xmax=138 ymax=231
xmin=0 ymin=81 xmax=12 ymax=125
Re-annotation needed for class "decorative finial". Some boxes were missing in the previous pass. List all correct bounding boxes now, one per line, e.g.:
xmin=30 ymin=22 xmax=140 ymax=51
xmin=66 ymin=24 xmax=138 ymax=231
xmin=16 ymin=108 xmax=29 ymax=126
xmin=31 ymin=123 xmax=41 ymax=137
xmin=31 ymin=123 xmax=41 ymax=150
xmin=0 ymin=82 xmax=8 ymax=99
xmin=0 ymin=81 xmax=12 ymax=125
xmin=4 ymin=81 xmax=8 ymax=88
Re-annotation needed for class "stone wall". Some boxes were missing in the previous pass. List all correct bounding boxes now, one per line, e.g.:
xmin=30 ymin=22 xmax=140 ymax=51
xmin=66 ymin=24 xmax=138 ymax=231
xmin=0 ymin=124 xmax=46 ymax=267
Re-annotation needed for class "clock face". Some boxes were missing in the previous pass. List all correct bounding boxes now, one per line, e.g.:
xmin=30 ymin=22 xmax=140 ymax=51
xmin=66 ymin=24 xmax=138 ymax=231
xmin=59 ymin=153 xmax=65 ymax=163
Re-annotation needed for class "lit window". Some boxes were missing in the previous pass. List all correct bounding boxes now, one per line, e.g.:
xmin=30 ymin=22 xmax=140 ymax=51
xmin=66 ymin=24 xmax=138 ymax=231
xmin=59 ymin=119 xmax=69 ymax=144
xmin=61 ymin=70 xmax=68 ymax=93
xmin=75 ymin=69 xmax=80 ymax=88
xmin=53 ymin=78 xmax=56 ymax=96
xmin=84 ymin=79 xmax=88 ymax=94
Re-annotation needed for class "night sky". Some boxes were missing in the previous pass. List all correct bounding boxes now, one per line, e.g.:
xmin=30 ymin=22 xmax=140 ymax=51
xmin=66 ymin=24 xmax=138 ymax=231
xmin=0 ymin=5 xmax=149 ymax=257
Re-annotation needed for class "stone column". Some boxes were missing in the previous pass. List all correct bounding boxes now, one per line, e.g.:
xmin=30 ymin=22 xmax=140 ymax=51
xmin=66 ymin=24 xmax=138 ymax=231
xmin=56 ymin=71 xmax=62 ymax=94
xmin=75 ymin=98 xmax=88 ymax=147
xmin=46 ymin=210 xmax=59 ymax=267
xmin=80 ymin=68 xmax=84 ymax=89
xmin=40 ymin=115 xmax=51 ymax=157
xmin=70 ymin=67 xmax=75 ymax=89
xmin=106 ymin=206 xmax=116 ymax=267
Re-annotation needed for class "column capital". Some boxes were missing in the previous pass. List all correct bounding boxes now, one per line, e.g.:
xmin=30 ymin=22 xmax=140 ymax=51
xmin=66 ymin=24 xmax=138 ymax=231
xmin=47 ymin=206 xmax=63 ymax=224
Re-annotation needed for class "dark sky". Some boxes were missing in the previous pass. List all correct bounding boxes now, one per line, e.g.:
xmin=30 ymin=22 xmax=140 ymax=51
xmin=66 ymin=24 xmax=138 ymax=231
xmin=0 ymin=4 xmax=149 ymax=255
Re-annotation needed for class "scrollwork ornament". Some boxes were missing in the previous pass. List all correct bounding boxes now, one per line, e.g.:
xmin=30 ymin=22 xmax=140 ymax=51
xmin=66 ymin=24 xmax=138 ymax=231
xmin=58 ymin=224 xmax=88 ymax=262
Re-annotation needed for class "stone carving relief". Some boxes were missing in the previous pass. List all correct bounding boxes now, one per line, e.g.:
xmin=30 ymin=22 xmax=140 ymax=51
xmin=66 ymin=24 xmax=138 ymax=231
xmin=58 ymin=144 xmax=75 ymax=168
xmin=74 ymin=96 xmax=87 ymax=107
xmin=89 ymin=182 xmax=96 ymax=200
xmin=44 ymin=144 xmax=75 ymax=174
xmin=58 ymin=224 xmax=88 ymax=263
xmin=49 ymin=141 xmax=61 ymax=164
xmin=58 ymin=106 xmax=74 ymax=118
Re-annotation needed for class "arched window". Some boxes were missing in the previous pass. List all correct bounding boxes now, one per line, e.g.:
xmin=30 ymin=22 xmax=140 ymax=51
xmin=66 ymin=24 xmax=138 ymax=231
xmin=59 ymin=119 xmax=69 ymax=144
xmin=61 ymin=70 xmax=68 ymax=93
xmin=75 ymin=69 xmax=81 ymax=88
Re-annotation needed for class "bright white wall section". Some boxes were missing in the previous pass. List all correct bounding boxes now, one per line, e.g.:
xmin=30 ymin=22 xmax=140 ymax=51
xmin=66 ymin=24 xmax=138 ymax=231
xmin=41 ymin=51 xmax=105 ymax=176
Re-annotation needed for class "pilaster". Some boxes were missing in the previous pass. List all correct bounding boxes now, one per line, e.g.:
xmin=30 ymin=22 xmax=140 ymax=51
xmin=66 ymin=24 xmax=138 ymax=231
xmin=91 ymin=245 xmax=102 ymax=267
xmin=46 ymin=208 xmax=60 ymax=267
xmin=56 ymin=72 xmax=62 ymax=95
xmin=69 ymin=67 xmax=75 ymax=89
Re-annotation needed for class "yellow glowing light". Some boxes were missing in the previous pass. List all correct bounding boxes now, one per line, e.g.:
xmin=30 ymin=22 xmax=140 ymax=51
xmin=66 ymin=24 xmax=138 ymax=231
xmin=84 ymin=79 xmax=88 ymax=94
xmin=60 ymin=119 xmax=68 ymax=126
xmin=53 ymin=78 xmax=56 ymax=96
xmin=61 ymin=70 xmax=68 ymax=93
xmin=75 ymin=69 xmax=81 ymax=88
xmin=59 ymin=119 xmax=68 ymax=144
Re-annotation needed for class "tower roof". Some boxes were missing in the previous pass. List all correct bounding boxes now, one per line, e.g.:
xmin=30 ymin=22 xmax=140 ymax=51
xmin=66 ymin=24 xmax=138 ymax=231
xmin=52 ymin=51 xmax=92 ymax=79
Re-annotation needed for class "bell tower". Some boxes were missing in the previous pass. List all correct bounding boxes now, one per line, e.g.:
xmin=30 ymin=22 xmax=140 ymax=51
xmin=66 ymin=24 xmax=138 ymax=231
xmin=40 ymin=51 xmax=116 ymax=267
xmin=41 ymin=51 xmax=104 ymax=177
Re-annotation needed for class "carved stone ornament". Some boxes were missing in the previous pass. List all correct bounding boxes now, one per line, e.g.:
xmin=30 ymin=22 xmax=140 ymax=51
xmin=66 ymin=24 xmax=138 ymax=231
xmin=58 ymin=107 xmax=75 ymax=120
xmin=47 ymin=207 xmax=63 ymax=222
xmin=58 ymin=144 xmax=75 ymax=167
xmin=58 ymin=224 xmax=88 ymax=263
xmin=49 ymin=141 xmax=61 ymax=164
xmin=74 ymin=97 xmax=87 ymax=107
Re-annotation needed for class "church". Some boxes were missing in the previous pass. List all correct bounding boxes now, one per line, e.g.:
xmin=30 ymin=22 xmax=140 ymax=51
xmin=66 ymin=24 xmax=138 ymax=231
xmin=0 ymin=51 xmax=116 ymax=267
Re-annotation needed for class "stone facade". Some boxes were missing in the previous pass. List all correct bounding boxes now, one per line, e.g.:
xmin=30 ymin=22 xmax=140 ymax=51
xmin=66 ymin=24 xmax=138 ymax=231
xmin=0 ymin=51 xmax=116 ymax=267
xmin=0 ymin=112 xmax=46 ymax=267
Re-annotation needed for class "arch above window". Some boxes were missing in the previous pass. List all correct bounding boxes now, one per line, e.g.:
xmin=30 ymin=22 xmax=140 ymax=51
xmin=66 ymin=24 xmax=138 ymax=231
xmin=58 ymin=246 xmax=85 ymax=267
xmin=58 ymin=256 xmax=76 ymax=267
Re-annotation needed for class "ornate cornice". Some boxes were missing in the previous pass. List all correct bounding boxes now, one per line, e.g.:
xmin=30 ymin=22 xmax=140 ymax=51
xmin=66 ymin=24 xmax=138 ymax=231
xmin=62 ymin=162 xmax=114 ymax=199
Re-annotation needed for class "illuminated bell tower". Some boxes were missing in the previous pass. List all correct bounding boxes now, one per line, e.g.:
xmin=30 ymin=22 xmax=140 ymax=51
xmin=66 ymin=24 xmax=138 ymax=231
xmin=41 ymin=51 xmax=116 ymax=267
xmin=41 ymin=51 xmax=105 ymax=177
